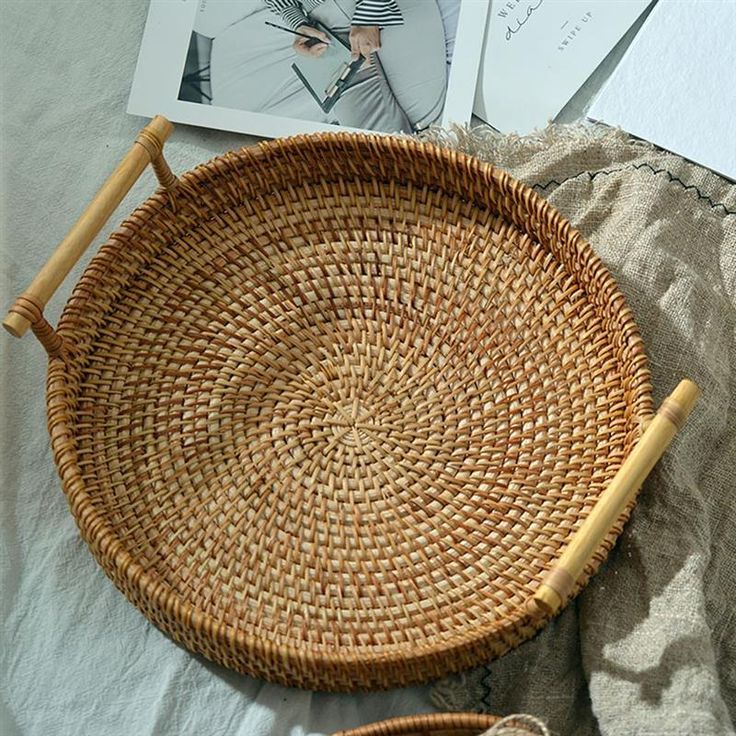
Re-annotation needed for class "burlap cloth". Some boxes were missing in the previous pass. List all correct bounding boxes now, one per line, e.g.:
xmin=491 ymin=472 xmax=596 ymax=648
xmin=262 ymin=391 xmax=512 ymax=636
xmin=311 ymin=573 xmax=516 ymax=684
xmin=424 ymin=125 xmax=736 ymax=736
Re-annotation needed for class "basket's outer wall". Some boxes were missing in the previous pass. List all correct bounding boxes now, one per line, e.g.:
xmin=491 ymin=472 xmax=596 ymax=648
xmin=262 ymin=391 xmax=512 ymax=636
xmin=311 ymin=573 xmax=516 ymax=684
xmin=46 ymin=133 xmax=653 ymax=690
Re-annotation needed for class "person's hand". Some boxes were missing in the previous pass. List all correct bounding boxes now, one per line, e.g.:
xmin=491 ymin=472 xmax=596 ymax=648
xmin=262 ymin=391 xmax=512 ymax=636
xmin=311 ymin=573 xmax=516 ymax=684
xmin=293 ymin=25 xmax=330 ymax=57
xmin=349 ymin=25 xmax=381 ymax=60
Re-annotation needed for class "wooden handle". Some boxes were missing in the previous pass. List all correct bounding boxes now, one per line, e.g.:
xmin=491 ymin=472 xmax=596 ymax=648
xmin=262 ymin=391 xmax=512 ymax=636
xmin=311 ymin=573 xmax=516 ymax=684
xmin=530 ymin=378 xmax=701 ymax=616
xmin=3 ymin=115 xmax=174 ymax=341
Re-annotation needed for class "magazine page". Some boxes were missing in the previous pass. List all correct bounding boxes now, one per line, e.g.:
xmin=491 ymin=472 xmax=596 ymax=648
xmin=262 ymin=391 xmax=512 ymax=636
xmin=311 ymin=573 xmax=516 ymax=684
xmin=128 ymin=0 xmax=489 ymax=137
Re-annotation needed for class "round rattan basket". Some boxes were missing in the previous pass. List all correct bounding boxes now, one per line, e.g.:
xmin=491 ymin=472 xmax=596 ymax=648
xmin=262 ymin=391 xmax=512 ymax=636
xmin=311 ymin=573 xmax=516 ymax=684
xmin=334 ymin=712 xmax=550 ymax=736
xmin=5 ymin=116 xmax=663 ymax=691
xmin=334 ymin=712 xmax=498 ymax=736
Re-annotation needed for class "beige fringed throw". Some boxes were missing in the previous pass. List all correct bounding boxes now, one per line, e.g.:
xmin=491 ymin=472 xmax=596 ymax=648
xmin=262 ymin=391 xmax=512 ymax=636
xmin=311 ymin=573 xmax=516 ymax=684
xmin=426 ymin=124 xmax=736 ymax=736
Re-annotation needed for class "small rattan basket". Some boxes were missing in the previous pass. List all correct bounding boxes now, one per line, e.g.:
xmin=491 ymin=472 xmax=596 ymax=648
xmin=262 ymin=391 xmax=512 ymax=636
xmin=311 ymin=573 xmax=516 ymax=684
xmin=333 ymin=712 xmax=551 ymax=736
xmin=334 ymin=712 xmax=498 ymax=735
xmin=4 ymin=117 xmax=698 ymax=691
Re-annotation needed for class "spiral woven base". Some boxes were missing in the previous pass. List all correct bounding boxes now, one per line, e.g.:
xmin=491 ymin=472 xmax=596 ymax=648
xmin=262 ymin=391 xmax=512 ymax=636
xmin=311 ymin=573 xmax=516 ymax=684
xmin=48 ymin=133 xmax=652 ymax=690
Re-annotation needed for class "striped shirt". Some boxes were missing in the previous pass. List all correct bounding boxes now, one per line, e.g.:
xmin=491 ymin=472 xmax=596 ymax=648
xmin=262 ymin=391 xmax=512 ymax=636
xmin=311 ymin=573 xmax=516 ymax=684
xmin=264 ymin=0 xmax=403 ymax=31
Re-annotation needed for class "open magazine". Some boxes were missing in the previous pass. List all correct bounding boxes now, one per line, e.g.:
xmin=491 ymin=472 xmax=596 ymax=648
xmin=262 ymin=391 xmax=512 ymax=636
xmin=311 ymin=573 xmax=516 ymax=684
xmin=128 ymin=0 xmax=652 ymax=138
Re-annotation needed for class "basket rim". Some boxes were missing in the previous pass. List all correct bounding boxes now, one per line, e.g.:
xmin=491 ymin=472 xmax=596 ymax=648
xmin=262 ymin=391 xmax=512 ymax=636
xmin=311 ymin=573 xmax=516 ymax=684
xmin=48 ymin=130 xmax=653 ymax=684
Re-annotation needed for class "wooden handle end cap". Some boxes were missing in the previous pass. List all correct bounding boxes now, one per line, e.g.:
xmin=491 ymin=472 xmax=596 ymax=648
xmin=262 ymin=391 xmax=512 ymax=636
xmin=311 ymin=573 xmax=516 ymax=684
xmin=659 ymin=379 xmax=700 ymax=430
xmin=528 ymin=584 xmax=562 ymax=617
xmin=147 ymin=115 xmax=174 ymax=144
xmin=3 ymin=311 xmax=30 ymax=338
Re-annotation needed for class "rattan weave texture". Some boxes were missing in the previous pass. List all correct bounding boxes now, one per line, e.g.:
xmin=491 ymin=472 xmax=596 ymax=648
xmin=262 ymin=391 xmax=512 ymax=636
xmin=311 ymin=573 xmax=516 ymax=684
xmin=47 ymin=134 xmax=652 ymax=690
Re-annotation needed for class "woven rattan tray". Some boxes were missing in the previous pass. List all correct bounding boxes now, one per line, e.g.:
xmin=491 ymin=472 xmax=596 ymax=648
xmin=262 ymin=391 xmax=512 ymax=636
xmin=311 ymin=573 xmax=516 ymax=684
xmin=5 ymin=117 xmax=698 ymax=691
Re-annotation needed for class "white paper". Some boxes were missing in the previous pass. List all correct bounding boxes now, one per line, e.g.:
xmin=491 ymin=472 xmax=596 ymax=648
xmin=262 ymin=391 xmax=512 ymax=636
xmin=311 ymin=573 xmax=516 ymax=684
xmin=128 ymin=0 xmax=488 ymax=138
xmin=474 ymin=0 xmax=652 ymax=134
xmin=588 ymin=0 xmax=736 ymax=181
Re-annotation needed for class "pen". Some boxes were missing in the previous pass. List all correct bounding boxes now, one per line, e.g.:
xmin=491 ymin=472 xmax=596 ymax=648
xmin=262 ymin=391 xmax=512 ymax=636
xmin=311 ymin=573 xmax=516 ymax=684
xmin=265 ymin=21 xmax=330 ymax=45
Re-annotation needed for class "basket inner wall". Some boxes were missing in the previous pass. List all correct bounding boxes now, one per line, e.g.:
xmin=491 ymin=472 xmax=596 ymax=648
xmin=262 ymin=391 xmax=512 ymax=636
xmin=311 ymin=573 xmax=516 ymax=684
xmin=55 ymin=139 xmax=649 ymax=666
